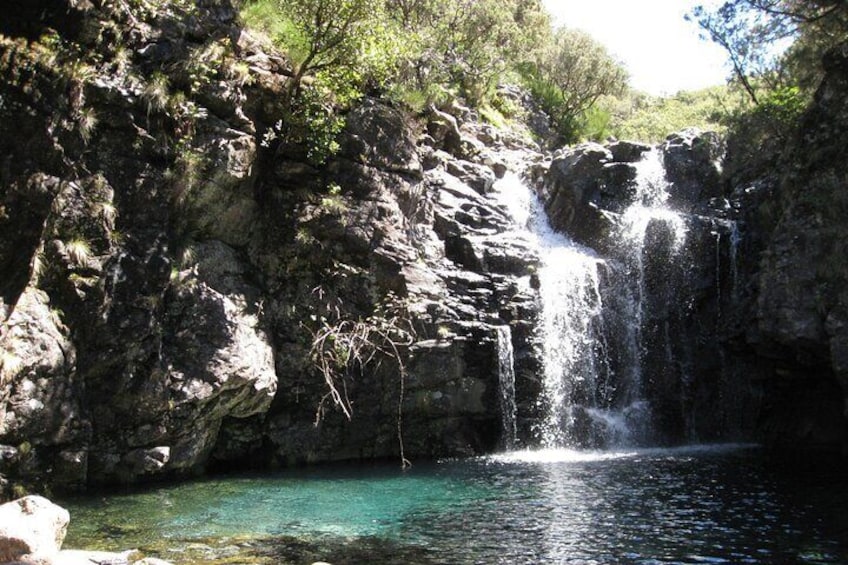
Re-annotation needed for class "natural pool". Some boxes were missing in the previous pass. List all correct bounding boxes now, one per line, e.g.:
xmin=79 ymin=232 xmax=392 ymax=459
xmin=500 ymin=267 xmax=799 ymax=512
xmin=59 ymin=445 xmax=848 ymax=564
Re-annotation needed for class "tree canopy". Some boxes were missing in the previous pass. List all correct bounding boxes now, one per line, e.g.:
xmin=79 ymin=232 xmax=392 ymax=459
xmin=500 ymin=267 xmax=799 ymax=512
xmin=521 ymin=27 xmax=628 ymax=142
xmin=689 ymin=0 xmax=848 ymax=103
xmin=241 ymin=0 xmax=630 ymax=146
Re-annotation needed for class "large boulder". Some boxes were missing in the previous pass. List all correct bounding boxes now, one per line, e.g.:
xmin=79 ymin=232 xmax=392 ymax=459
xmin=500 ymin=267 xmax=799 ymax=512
xmin=540 ymin=143 xmax=615 ymax=246
xmin=661 ymin=129 xmax=723 ymax=211
xmin=0 ymin=495 xmax=68 ymax=563
xmin=0 ymin=288 xmax=86 ymax=489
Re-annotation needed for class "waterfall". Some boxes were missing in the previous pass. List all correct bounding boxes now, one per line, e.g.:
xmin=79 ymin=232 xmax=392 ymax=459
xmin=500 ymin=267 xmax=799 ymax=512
xmin=492 ymin=147 xmax=691 ymax=450
xmin=728 ymin=220 xmax=741 ymax=304
xmin=496 ymin=325 xmax=517 ymax=451
xmin=711 ymin=218 xmax=742 ymax=322
xmin=536 ymin=238 xmax=607 ymax=448
xmin=605 ymin=148 xmax=689 ymax=445
xmin=494 ymin=173 xmax=614 ymax=448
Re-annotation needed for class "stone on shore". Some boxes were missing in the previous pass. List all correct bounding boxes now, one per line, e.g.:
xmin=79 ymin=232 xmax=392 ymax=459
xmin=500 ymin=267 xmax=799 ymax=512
xmin=0 ymin=496 xmax=173 ymax=565
xmin=0 ymin=495 xmax=68 ymax=563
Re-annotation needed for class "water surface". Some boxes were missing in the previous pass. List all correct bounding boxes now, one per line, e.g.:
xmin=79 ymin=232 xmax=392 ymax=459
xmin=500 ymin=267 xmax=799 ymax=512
xmin=61 ymin=445 xmax=848 ymax=564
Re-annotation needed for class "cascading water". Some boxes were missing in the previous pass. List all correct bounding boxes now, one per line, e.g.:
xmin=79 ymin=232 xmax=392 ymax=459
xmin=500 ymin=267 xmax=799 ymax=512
xmin=536 ymin=234 xmax=608 ymax=448
xmin=494 ymin=172 xmax=616 ymax=448
xmin=496 ymin=325 xmax=518 ymax=451
xmin=493 ymin=147 xmax=690 ymax=450
xmin=605 ymin=148 xmax=690 ymax=440
xmin=712 ymin=217 xmax=742 ymax=317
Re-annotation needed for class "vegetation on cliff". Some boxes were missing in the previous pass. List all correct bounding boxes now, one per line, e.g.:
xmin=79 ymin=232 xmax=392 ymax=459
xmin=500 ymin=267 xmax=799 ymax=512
xmin=689 ymin=0 xmax=848 ymax=176
xmin=239 ymin=0 xmax=627 ymax=148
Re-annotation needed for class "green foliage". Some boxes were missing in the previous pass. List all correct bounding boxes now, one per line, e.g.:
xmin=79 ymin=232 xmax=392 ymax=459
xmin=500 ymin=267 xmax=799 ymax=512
xmin=241 ymin=0 xmax=302 ymax=50
xmin=478 ymin=103 xmax=509 ymax=129
xmin=181 ymin=41 xmax=225 ymax=95
xmin=76 ymin=107 xmax=98 ymax=144
xmin=142 ymin=71 xmax=170 ymax=115
xmin=261 ymin=86 xmax=345 ymax=165
xmin=320 ymin=183 xmax=347 ymax=216
xmin=519 ymin=27 xmax=628 ymax=143
xmin=243 ymin=0 xmax=401 ymax=161
xmin=65 ymin=238 xmax=93 ymax=267
xmin=388 ymin=82 xmax=457 ymax=114
xmin=720 ymin=84 xmax=807 ymax=182
xmin=384 ymin=0 xmax=552 ymax=107
xmin=243 ymin=0 xmax=397 ymax=101
xmin=753 ymin=84 xmax=806 ymax=126
xmin=684 ymin=1 xmax=848 ymax=181
xmin=581 ymin=105 xmax=613 ymax=142
xmin=168 ymin=146 xmax=207 ymax=205
xmin=689 ymin=0 xmax=848 ymax=104
xmin=240 ymin=0 xmax=630 ymax=152
xmin=607 ymin=85 xmax=751 ymax=143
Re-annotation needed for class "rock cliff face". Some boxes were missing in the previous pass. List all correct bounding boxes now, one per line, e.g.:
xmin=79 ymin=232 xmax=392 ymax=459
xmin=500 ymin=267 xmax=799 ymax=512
xmin=1 ymin=0 xmax=847 ymax=496
xmin=0 ymin=0 xmax=541 ymax=493
xmin=746 ymin=45 xmax=848 ymax=448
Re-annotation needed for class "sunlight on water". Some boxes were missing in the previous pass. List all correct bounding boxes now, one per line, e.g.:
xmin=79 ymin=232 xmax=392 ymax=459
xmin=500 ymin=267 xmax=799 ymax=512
xmin=490 ymin=443 xmax=761 ymax=465
xmin=490 ymin=448 xmax=638 ymax=464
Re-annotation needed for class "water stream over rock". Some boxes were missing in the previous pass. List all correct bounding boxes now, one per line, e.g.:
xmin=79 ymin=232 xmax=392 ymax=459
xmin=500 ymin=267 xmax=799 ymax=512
xmin=493 ymin=145 xmax=715 ymax=450
xmin=496 ymin=325 xmax=517 ymax=451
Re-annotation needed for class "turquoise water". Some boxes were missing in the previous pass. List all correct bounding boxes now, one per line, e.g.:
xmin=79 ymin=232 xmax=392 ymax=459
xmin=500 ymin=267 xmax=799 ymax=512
xmin=60 ymin=445 xmax=848 ymax=564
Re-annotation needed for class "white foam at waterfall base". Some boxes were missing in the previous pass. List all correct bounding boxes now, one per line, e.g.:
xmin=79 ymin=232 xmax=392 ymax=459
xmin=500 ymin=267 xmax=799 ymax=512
xmin=489 ymin=442 xmax=760 ymax=465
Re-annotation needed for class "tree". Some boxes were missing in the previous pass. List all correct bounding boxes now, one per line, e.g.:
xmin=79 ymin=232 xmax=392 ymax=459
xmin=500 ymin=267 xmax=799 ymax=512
xmin=688 ymin=0 xmax=848 ymax=104
xmin=382 ymin=0 xmax=551 ymax=105
xmin=243 ymin=0 xmax=402 ymax=162
xmin=243 ymin=0 xmax=398 ymax=100
xmin=522 ymin=28 xmax=628 ymax=142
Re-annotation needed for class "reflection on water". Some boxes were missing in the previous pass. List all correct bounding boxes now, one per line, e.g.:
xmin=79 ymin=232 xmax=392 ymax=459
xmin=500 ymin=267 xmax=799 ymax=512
xmin=60 ymin=445 xmax=848 ymax=564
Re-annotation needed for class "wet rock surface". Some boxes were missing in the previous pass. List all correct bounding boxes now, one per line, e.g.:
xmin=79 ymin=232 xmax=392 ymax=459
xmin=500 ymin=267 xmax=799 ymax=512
xmin=0 ymin=0 xmax=543 ymax=493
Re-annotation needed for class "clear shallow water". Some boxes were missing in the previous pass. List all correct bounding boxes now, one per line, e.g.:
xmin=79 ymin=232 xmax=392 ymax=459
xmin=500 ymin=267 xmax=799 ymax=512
xmin=60 ymin=445 xmax=848 ymax=564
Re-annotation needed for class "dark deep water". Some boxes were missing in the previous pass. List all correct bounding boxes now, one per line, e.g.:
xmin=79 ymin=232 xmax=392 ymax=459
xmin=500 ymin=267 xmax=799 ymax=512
xmin=59 ymin=445 xmax=848 ymax=564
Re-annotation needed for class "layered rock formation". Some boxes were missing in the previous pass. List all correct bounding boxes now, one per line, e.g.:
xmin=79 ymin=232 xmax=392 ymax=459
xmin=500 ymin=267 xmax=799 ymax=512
xmin=0 ymin=0 xmax=541 ymax=493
